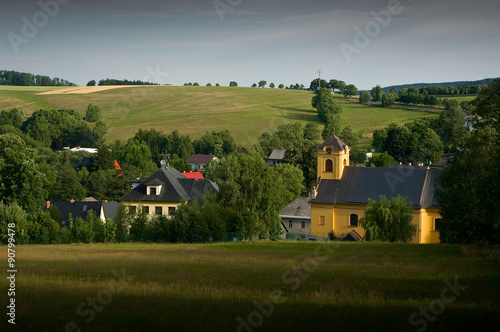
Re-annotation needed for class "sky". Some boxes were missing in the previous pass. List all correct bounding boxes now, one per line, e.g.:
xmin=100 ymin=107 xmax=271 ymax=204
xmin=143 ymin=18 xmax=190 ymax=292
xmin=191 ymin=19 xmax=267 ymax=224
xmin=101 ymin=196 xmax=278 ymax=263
xmin=1 ymin=0 xmax=499 ymax=89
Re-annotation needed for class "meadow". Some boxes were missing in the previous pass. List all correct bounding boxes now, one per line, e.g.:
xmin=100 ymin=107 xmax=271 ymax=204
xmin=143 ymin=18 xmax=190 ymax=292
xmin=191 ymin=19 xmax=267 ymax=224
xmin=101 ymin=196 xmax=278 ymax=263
xmin=2 ymin=242 xmax=499 ymax=331
xmin=0 ymin=86 xmax=439 ymax=146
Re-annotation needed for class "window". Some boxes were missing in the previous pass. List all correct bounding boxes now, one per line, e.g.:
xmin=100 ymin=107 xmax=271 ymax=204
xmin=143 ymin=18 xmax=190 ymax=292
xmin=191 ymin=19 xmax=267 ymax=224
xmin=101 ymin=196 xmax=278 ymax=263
xmin=155 ymin=206 xmax=162 ymax=215
xmin=129 ymin=206 xmax=136 ymax=214
xmin=150 ymin=187 xmax=157 ymax=196
xmin=319 ymin=216 xmax=325 ymax=225
xmin=343 ymin=159 xmax=347 ymax=166
xmin=434 ymin=218 xmax=442 ymax=231
xmin=82 ymin=205 xmax=88 ymax=212
xmin=301 ymin=222 xmax=305 ymax=229
xmin=289 ymin=221 xmax=293 ymax=228
xmin=325 ymin=159 xmax=333 ymax=172
xmin=168 ymin=207 xmax=176 ymax=215
xmin=142 ymin=206 xmax=149 ymax=214
xmin=350 ymin=214 xmax=358 ymax=227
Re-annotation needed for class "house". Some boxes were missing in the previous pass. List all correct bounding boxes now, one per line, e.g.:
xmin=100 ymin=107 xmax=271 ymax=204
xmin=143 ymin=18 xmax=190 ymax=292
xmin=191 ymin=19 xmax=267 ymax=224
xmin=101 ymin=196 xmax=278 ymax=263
xmin=119 ymin=165 xmax=219 ymax=216
xmin=280 ymin=197 xmax=311 ymax=239
xmin=46 ymin=199 xmax=119 ymax=226
xmin=186 ymin=154 xmax=218 ymax=171
xmin=310 ymin=133 xmax=442 ymax=243
xmin=265 ymin=148 xmax=286 ymax=167
xmin=63 ymin=146 xmax=98 ymax=154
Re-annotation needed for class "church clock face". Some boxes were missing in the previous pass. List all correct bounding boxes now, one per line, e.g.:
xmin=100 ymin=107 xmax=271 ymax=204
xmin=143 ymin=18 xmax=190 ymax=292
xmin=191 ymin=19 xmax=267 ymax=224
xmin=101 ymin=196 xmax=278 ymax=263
xmin=326 ymin=147 xmax=332 ymax=154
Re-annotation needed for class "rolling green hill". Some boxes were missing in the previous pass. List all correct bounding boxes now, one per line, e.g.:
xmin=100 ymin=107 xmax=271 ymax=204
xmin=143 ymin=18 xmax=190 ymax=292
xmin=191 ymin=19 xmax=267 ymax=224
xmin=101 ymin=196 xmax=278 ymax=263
xmin=0 ymin=85 xmax=439 ymax=146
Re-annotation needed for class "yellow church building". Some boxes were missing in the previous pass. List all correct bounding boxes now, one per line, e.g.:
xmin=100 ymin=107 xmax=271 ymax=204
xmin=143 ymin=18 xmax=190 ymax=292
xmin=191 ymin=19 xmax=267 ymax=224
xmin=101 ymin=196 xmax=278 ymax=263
xmin=310 ymin=134 xmax=442 ymax=244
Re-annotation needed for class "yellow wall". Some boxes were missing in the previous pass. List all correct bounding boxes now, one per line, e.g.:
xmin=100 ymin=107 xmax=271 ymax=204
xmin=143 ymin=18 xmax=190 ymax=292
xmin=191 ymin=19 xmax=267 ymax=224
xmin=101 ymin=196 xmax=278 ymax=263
xmin=122 ymin=201 xmax=180 ymax=217
xmin=310 ymin=203 xmax=441 ymax=243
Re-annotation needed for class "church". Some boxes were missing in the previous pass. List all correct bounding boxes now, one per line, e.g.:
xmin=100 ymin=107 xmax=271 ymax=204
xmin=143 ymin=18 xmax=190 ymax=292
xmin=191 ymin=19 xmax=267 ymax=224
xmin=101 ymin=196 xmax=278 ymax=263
xmin=309 ymin=133 xmax=442 ymax=244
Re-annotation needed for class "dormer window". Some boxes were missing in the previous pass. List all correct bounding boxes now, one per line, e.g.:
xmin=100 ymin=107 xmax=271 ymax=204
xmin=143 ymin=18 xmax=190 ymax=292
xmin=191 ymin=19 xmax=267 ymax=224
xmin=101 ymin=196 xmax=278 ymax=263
xmin=146 ymin=179 xmax=164 ymax=196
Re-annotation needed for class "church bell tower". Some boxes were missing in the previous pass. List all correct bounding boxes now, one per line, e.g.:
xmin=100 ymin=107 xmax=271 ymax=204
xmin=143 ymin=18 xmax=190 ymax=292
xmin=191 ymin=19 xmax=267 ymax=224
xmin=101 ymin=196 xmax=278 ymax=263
xmin=316 ymin=132 xmax=350 ymax=182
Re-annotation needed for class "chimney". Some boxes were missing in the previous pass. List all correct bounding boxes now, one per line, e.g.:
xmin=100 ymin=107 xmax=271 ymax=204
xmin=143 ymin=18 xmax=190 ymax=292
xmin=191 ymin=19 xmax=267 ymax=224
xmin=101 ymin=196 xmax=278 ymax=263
xmin=70 ymin=199 xmax=75 ymax=204
xmin=46 ymin=201 xmax=51 ymax=209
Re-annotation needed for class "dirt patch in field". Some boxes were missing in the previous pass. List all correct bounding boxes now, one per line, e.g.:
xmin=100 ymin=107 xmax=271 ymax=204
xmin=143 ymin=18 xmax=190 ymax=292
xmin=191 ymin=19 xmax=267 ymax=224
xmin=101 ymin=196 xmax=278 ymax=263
xmin=37 ymin=85 xmax=144 ymax=95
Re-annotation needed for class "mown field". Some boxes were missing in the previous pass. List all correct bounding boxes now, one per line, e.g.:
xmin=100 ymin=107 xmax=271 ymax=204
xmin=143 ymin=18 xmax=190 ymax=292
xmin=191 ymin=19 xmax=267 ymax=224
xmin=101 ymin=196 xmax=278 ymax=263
xmin=2 ymin=242 xmax=499 ymax=331
xmin=0 ymin=86 xmax=439 ymax=146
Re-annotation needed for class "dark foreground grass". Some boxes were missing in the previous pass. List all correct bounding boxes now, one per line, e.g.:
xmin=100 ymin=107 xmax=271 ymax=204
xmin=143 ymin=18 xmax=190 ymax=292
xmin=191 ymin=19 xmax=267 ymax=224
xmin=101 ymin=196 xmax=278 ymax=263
xmin=2 ymin=242 xmax=499 ymax=332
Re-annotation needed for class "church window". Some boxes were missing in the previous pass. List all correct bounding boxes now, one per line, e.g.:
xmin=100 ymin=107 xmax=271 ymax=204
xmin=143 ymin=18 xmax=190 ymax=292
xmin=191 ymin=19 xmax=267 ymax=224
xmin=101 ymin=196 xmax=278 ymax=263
xmin=349 ymin=214 xmax=358 ymax=227
xmin=343 ymin=159 xmax=347 ymax=166
xmin=325 ymin=159 xmax=333 ymax=172
xmin=319 ymin=216 xmax=325 ymax=225
xmin=434 ymin=218 xmax=442 ymax=231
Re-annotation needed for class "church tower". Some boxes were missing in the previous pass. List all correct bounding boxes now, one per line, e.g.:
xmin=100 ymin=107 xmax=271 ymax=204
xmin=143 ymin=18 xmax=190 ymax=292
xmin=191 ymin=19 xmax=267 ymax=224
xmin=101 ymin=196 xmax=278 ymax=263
xmin=316 ymin=133 xmax=350 ymax=182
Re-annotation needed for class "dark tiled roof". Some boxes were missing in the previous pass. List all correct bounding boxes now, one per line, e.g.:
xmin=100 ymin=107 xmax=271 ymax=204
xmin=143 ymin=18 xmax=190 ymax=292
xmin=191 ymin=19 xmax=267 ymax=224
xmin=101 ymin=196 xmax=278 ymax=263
xmin=312 ymin=166 xmax=441 ymax=208
xmin=317 ymin=134 xmax=347 ymax=151
xmin=48 ymin=201 xmax=101 ymax=222
xmin=103 ymin=201 xmax=120 ymax=221
xmin=119 ymin=166 xmax=218 ymax=203
xmin=268 ymin=148 xmax=286 ymax=160
xmin=342 ymin=230 xmax=363 ymax=241
xmin=186 ymin=154 xmax=217 ymax=164
xmin=279 ymin=197 xmax=311 ymax=218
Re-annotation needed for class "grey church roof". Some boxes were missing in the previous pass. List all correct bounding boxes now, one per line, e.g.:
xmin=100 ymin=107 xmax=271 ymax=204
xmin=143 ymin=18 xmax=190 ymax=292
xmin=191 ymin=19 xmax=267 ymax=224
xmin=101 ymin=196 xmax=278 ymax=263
xmin=312 ymin=165 xmax=441 ymax=208
xmin=119 ymin=166 xmax=219 ymax=203
xmin=317 ymin=134 xmax=347 ymax=151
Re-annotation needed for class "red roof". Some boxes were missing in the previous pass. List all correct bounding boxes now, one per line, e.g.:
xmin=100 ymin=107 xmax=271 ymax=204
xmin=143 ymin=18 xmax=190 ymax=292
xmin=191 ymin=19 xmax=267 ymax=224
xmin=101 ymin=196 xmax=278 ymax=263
xmin=182 ymin=171 xmax=204 ymax=179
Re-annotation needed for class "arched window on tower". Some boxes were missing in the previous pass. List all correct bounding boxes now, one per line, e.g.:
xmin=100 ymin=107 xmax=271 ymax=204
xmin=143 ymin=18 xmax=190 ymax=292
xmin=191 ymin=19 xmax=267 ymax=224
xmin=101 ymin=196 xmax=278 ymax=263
xmin=325 ymin=159 xmax=333 ymax=172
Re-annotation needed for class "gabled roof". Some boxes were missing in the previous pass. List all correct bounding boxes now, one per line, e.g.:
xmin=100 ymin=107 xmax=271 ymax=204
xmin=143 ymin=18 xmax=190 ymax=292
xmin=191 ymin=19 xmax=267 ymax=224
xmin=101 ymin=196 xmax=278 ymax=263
xmin=48 ymin=201 xmax=102 ymax=222
xmin=119 ymin=166 xmax=218 ymax=203
xmin=342 ymin=230 xmax=363 ymax=241
xmin=186 ymin=154 xmax=217 ymax=164
xmin=317 ymin=134 xmax=347 ymax=151
xmin=311 ymin=166 xmax=441 ymax=208
xmin=268 ymin=148 xmax=286 ymax=160
xmin=280 ymin=197 xmax=311 ymax=219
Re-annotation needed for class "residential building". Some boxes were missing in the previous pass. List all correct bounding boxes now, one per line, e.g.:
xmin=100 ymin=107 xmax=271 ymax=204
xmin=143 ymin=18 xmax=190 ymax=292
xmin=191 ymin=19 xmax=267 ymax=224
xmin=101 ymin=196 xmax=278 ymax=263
xmin=119 ymin=165 xmax=218 ymax=216
xmin=265 ymin=148 xmax=286 ymax=167
xmin=186 ymin=154 xmax=218 ymax=171
xmin=46 ymin=199 xmax=119 ymax=226
xmin=280 ymin=197 xmax=311 ymax=239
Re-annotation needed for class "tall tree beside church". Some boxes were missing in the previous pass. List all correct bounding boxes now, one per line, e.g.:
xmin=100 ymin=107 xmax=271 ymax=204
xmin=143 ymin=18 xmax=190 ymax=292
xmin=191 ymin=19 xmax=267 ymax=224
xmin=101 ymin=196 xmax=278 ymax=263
xmin=437 ymin=79 xmax=500 ymax=245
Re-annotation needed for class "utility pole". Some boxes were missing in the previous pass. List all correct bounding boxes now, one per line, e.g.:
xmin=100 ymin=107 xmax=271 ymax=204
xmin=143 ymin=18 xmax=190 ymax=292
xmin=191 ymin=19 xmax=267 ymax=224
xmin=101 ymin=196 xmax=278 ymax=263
xmin=318 ymin=69 xmax=322 ymax=89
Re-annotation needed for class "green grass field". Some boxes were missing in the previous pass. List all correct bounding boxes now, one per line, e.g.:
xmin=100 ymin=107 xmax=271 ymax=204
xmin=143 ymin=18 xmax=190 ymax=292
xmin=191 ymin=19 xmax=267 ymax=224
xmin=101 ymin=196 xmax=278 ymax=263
xmin=3 ymin=242 xmax=499 ymax=331
xmin=0 ymin=86 xmax=439 ymax=146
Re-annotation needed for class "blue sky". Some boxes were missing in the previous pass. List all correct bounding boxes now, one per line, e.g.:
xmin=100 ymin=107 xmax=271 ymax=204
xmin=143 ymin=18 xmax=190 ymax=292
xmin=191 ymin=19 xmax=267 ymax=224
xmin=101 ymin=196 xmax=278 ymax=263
xmin=1 ymin=0 xmax=499 ymax=89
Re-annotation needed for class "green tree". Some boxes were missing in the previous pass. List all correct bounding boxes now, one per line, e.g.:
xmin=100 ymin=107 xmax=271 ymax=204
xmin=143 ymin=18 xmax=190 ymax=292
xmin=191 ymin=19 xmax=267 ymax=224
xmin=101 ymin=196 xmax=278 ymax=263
xmin=53 ymin=161 xmax=87 ymax=201
xmin=343 ymin=84 xmax=358 ymax=98
xmin=0 ymin=108 xmax=24 ymax=128
xmin=430 ymin=103 xmax=467 ymax=151
xmin=229 ymin=81 xmax=238 ymax=87
xmin=206 ymin=83 xmax=212 ymax=87
xmin=312 ymin=88 xmax=342 ymax=123
xmin=303 ymin=123 xmax=320 ymax=141
xmin=278 ymin=84 xmax=284 ymax=89
xmin=269 ymin=82 xmax=275 ymax=88
xmin=359 ymin=91 xmax=371 ymax=104
xmin=390 ymin=86 xmax=397 ymax=95
xmin=85 ymin=103 xmax=102 ymax=122
xmin=360 ymin=195 xmax=416 ymax=242
xmin=371 ymin=85 xmax=384 ymax=102
xmin=382 ymin=93 xmax=396 ymax=107
xmin=367 ymin=152 xmax=396 ymax=167
xmin=86 ymin=80 xmax=96 ymax=86
xmin=437 ymin=80 xmax=500 ymax=245
xmin=310 ymin=78 xmax=328 ymax=90
xmin=0 ymin=133 xmax=48 ymax=213
xmin=258 ymin=80 xmax=267 ymax=88
xmin=0 ymin=202 xmax=28 ymax=244
xmin=338 ymin=126 xmax=359 ymax=148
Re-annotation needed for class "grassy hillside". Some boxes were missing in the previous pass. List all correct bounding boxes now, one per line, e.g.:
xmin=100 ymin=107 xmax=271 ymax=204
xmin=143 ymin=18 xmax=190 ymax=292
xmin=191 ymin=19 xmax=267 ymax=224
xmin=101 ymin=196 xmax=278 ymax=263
xmin=4 ymin=242 xmax=499 ymax=331
xmin=0 ymin=86 xmax=438 ymax=146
